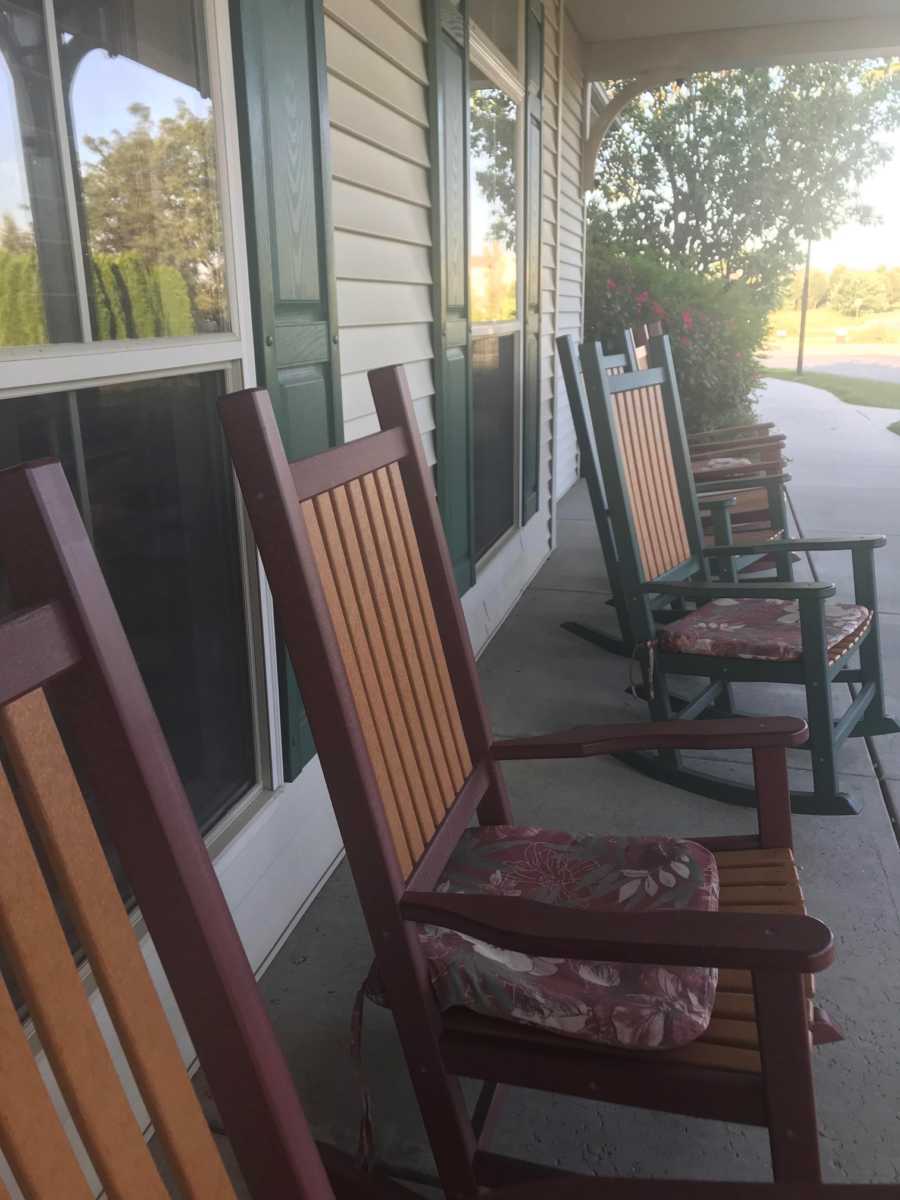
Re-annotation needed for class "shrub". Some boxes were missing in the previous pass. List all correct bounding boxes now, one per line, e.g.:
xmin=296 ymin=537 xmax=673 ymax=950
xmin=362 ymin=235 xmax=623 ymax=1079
xmin=584 ymin=246 xmax=768 ymax=432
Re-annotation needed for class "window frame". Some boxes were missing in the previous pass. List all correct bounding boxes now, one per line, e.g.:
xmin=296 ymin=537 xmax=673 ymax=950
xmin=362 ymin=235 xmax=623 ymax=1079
xmin=468 ymin=0 xmax=527 ymax=571
xmin=0 ymin=0 xmax=285 ymax=822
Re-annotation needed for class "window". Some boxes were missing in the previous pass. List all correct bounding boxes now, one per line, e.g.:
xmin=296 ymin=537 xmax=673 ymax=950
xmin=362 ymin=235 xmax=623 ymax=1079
xmin=0 ymin=371 xmax=255 ymax=831
xmin=469 ymin=5 xmax=524 ymax=561
xmin=0 ymin=0 xmax=228 ymax=347
xmin=0 ymin=0 xmax=266 ymax=835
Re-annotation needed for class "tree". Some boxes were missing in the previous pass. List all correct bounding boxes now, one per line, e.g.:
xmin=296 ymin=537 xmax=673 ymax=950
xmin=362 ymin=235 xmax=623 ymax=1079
xmin=829 ymin=268 xmax=890 ymax=317
xmin=589 ymin=62 xmax=900 ymax=306
xmin=79 ymin=100 xmax=226 ymax=331
xmin=469 ymin=86 xmax=517 ymax=249
xmin=787 ymin=267 xmax=830 ymax=310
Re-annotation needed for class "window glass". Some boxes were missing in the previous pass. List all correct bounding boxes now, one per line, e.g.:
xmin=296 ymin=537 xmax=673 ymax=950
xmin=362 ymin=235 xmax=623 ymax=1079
xmin=0 ymin=0 xmax=81 ymax=345
xmin=470 ymin=0 xmax=518 ymax=68
xmin=59 ymin=0 xmax=229 ymax=338
xmin=0 ymin=371 xmax=254 ymax=831
xmin=469 ymin=69 xmax=517 ymax=323
xmin=472 ymin=333 xmax=516 ymax=558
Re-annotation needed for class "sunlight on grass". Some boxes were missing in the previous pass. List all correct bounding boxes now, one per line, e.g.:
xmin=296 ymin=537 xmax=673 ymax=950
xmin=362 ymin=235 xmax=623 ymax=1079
xmin=761 ymin=368 xmax=900 ymax=411
xmin=767 ymin=306 xmax=900 ymax=347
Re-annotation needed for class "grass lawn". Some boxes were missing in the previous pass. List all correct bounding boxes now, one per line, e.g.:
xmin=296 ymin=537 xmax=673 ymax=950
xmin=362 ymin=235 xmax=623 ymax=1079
xmin=889 ymin=419 xmax=900 ymax=438
xmin=761 ymin=367 xmax=900 ymax=412
xmin=767 ymin=306 xmax=900 ymax=347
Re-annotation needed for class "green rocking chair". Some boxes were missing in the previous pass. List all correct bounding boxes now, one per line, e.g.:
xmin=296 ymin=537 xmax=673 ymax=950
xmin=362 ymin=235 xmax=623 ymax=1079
xmin=566 ymin=332 xmax=898 ymax=815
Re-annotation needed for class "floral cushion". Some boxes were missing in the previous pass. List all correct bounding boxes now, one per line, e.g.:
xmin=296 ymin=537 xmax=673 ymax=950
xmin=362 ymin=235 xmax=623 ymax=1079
xmin=659 ymin=597 xmax=871 ymax=662
xmin=694 ymin=456 xmax=753 ymax=471
xmin=411 ymin=826 xmax=719 ymax=1051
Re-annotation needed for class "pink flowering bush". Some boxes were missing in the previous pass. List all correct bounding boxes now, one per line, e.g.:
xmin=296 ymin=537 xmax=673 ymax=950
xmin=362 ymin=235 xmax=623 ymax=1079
xmin=585 ymin=248 xmax=768 ymax=431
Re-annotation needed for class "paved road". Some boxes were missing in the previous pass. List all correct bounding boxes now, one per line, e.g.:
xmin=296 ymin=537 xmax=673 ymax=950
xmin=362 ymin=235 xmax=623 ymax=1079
xmin=756 ymin=374 xmax=900 ymax=783
xmin=764 ymin=344 xmax=900 ymax=384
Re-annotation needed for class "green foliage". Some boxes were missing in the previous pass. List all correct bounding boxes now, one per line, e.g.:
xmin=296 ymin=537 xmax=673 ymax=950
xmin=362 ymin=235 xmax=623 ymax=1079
xmin=0 ymin=250 xmax=48 ymax=346
xmin=829 ymin=267 xmax=891 ymax=317
xmin=590 ymin=63 xmax=900 ymax=306
xmin=80 ymin=100 xmax=226 ymax=330
xmin=787 ymin=267 xmax=831 ymax=310
xmin=469 ymin=86 xmax=517 ymax=249
xmin=153 ymin=265 xmax=195 ymax=336
xmin=585 ymin=244 xmax=767 ymax=431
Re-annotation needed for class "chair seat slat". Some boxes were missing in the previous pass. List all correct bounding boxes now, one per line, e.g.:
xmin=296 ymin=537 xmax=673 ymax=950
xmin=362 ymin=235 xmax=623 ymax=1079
xmin=1 ymin=690 xmax=238 ymax=1200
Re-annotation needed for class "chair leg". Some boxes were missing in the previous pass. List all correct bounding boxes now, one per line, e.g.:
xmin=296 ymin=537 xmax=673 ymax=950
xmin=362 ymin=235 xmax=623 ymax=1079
xmin=800 ymin=596 xmax=850 ymax=812
xmin=754 ymin=970 xmax=822 ymax=1183
xmin=850 ymin=548 xmax=900 ymax=737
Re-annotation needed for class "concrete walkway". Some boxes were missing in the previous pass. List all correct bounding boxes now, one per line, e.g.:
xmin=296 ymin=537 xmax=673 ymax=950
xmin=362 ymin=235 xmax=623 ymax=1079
xmin=241 ymin=417 xmax=900 ymax=1188
xmin=756 ymin=376 xmax=900 ymax=789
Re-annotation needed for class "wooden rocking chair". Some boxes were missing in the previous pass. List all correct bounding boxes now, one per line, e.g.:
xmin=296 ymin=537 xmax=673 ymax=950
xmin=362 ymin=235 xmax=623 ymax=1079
xmin=0 ymin=458 xmax=411 ymax=1200
xmin=574 ymin=335 xmax=899 ymax=815
xmin=557 ymin=337 xmax=792 ymax=660
xmin=625 ymin=324 xmax=788 ymax=484
xmin=220 ymin=372 xmax=844 ymax=1197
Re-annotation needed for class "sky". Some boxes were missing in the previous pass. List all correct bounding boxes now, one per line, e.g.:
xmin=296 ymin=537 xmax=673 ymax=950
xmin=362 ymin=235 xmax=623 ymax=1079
xmin=811 ymin=129 xmax=900 ymax=272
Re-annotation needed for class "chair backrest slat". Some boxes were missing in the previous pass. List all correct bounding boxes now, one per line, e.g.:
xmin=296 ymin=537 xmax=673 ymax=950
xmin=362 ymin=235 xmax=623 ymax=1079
xmin=299 ymin=453 xmax=474 ymax=879
xmin=0 ymin=969 xmax=96 ymax=1200
xmin=0 ymin=688 xmax=238 ymax=1200
xmin=0 ymin=740 xmax=173 ymax=1199
xmin=610 ymin=382 xmax=691 ymax=579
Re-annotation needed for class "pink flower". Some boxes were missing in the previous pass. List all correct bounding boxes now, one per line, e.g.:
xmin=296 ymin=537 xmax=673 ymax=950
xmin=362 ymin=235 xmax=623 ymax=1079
xmin=651 ymin=302 xmax=666 ymax=319
xmin=635 ymin=290 xmax=649 ymax=305
xmin=681 ymin=310 xmax=694 ymax=331
xmin=607 ymin=278 xmax=617 ymax=291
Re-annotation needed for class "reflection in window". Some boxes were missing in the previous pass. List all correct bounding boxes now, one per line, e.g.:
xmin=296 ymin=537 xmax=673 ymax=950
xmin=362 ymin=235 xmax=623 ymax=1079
xmin=0 ymin=1 xmax=81 ymax=345
xmin=0 ymin=372 xmax=254 ymax=832
xmin=60 ymin=0 xmax=228 ymax=338
xmin=469 ymin=73 xmax=517 ymax=323
xmin=472 ymin=333 xmax=516 ymax=558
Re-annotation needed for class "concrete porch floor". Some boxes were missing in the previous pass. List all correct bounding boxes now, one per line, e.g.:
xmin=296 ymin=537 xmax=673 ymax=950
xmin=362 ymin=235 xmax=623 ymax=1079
xmin=212 ymin=468 xmax=900 ymax=1193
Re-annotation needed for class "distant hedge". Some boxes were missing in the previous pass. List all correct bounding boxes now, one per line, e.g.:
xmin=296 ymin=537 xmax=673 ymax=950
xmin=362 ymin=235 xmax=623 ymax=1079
xmin=584 ymin=245 xmax=768 ymax=432
xmin=0 ymin=250 xmax=195 ymax=346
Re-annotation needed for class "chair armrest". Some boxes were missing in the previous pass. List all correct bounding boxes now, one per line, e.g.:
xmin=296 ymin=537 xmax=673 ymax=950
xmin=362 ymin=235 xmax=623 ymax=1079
xmin=399 ymin=893 xmax=834 ymax=973
xmin=701 ymin=535 xmax=886 ymax=557
xmin=491 ymin=717 xmax=808 ymax=760
xmin=641 ymin=580 xmax=835 ymax=600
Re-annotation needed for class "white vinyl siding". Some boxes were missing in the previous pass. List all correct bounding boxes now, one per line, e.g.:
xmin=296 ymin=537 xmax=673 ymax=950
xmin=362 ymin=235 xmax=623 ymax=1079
xmin=552 ymin=9 xmax=586 ymax=501
xmin=324 ymin=0 xmax=437 ymax=466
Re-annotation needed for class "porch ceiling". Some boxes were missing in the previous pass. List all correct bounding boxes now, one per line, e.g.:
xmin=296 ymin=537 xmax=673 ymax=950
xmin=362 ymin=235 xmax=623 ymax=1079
xmin=569 ymin=0 xmax=900 ymax=79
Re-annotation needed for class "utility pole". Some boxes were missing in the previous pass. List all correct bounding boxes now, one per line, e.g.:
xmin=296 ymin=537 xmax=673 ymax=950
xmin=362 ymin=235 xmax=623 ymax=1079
xmin=796 ymin=238 xmax=812 ymax=376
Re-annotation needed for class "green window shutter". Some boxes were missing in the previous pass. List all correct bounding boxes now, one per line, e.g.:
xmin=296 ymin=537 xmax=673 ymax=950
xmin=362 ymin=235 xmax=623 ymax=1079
xmin=428 ymin=0 xmax=474 ymax=594
xmin=521 ymin=0 xmax=544 ymax=523
xmin=231 ymin=0 xmax=343 ymax=780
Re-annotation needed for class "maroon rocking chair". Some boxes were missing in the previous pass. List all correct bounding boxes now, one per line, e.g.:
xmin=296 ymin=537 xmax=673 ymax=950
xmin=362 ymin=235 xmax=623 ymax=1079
xmin=0 ymin=458 xmax=416 ymax=1199
xmin=219 ymin=370 xmax=849 ymax=1197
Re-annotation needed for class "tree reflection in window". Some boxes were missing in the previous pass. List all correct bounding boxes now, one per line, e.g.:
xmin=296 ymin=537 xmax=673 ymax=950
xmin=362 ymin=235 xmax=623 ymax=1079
xmin=0 ymin=0 xmax=228 ymax=347
xmin=470 ymin=80 xmax=517 ymax=322
xmin=63 ymin=0 xmax=228 ymax=339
